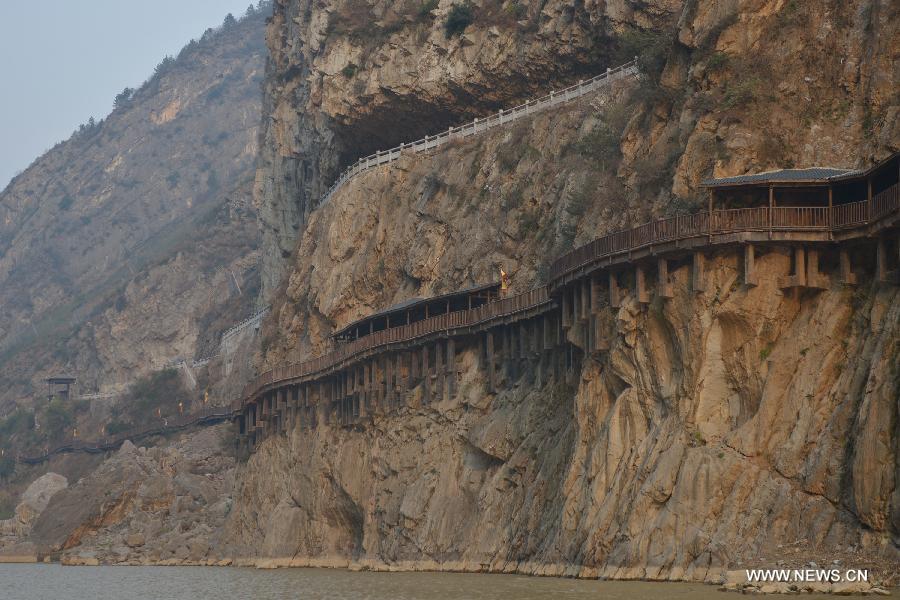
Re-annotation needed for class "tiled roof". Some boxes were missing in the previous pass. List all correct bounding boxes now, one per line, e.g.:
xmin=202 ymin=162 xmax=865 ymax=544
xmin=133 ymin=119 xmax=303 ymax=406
xmin=701 ymin=167 xmax=861 ymax=187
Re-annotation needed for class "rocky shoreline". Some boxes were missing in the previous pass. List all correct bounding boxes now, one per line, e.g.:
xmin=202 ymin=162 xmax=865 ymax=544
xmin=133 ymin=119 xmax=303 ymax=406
xmin=1 ymin=554 xmax=894 ymax=596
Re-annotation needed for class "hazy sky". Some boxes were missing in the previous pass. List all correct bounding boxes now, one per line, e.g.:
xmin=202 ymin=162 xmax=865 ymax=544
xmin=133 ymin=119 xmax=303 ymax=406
xmin=0 ymin=0 xmax=262 ymax=191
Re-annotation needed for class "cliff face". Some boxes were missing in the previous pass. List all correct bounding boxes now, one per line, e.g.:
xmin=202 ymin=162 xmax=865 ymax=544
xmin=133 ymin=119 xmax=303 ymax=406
xmin=0 ymin=10 xmax=268 ymax=409
xmin=235 ymin=0 xmax=899 ymax=581
xmin=255 ymin=0 xmax=898 ymax=295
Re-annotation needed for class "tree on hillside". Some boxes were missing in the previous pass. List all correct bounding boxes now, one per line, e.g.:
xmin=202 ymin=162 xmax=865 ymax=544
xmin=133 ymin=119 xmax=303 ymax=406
xmin=114 ymin=87 xmax=134 ymax=109
xmin=245 ymin=4 xmax=256 ymax=17
xmin=223 ymin=13 xmax=237 ymax=28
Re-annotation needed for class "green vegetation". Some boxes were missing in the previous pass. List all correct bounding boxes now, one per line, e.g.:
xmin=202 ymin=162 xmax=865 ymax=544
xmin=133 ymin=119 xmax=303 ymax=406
xmin=721 ymin=77 xmax=761 ymax=109
xmin=341 ymin=63 xmax=358 ymax=78
xmin=707 ymin=51 xmax=730 ymax=71
xmin=614 ymin=29 xmax=670 ymax=79
xmin=58 ymin=195 xmax=75 ymax=211
xmin=119 ymin=368 xmax=191 ymax=424
xmin=505 ymin=2 xmax=527 ymax=20
xmin=445 ymin=3 xmax=474 ymax=37
xmin=0 ymin=489 xmax=15 ymax=517
xmin=0 ymin=409 xmax=35 ymax=439
xmin=573 ymin=124 xmax=620 ymax=166
xmin=44 ymin=398 xmax=75 ymax=441
xmin=105 ymin=419 xmax=132 ymax=436
xmin=113 ymin=87 xmax=134 ymax=109
xmin=0 ymin=456 xmax=14 ymax=483
xmin=418 ymin=0 xmax=439 ymax=19
xmin=759 ymin=343 xmax=773 ymax=361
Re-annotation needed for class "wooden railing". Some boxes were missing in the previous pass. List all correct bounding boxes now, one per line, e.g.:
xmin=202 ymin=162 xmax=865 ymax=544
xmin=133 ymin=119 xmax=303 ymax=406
xmin=236 ymin=286 xmax=551 ymax=408
xmin=18 ymin=184 xmax=898 ymax=461
xmin=17 ymin=405 xmax=232 ymax=465
xmin=550 ymin=185 xmax=899 ymax=283
xmin=319 ymin=60 xmax=638 ymax=206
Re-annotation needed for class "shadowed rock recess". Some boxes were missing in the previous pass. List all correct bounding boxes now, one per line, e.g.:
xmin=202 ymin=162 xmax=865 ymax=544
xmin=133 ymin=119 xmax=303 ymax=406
xmin=2 ymin=0 xmax=897 ymax=586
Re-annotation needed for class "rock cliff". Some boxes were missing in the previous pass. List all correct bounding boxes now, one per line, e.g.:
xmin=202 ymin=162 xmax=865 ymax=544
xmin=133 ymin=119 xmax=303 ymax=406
xmin=0 ymin=8 xmax=268 ymax=411
xmin=234 ymin=0 xmax=899 ymax=583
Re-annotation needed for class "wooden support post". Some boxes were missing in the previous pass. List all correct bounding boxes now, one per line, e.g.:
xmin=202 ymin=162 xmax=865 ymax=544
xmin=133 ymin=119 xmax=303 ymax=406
xmin=744 ymin=244 xmax=759 ymax=287
xmin=502 ymin=325 xmax=511 ymax=382
xmin=360 ymin=363 xmax=369 ymax=418
xmin=609 ymin=272 xmax=621 ymax=308
xmin=805 ymin=248 xmax=828 ymax=289
xmin=692 ymin=252 xmax=707 ymax=292
xmin=580 ymin=280 xmax=590 ymax=321
xmin=839 ymin=248 xmax=857 ymax=285
xmin=404 ymin=352 xmax=413 ymax=402
xmin=486 ymin=330 xmax=496 ymax=393
xmin=447 ymin=338 xmax=456 ymax=398
xmin=636 ymin=265 xmax=650 ymax=304
xmin=876 ymin=235 xmax=890 ymax=282
xmin=657 ymin=258 xmax=673 ymax=298
xmin=410 ymin=347 xmax=419 ymax=385
xmin=520 ymin=320 xmax=531 ymax=359
xmin=591 ymin=276 xmax=601 ymax=313
xmin=422 ymin=344 xmax=431 ymax=405
xmin=561 ymin=289 xmax=571 ymax=329
xmin=542 ymin=313 xmax=551 ymax=350
xmin=779 ymin=247 xmax=807 ymax=289
xmin=434 ymin=341 xmax=444 ymax=404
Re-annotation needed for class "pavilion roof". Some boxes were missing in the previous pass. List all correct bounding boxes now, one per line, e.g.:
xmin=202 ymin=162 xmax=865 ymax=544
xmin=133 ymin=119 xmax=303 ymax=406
xmin=700 ymin=167 xmax=860 ymax=188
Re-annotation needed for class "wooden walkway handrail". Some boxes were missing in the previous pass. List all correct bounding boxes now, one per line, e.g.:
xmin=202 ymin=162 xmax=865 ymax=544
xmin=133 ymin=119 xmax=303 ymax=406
xmin=550 ymin=186 xmax=899 ymax=284
xmin=17 ymin=184 xmax=898 ymax=464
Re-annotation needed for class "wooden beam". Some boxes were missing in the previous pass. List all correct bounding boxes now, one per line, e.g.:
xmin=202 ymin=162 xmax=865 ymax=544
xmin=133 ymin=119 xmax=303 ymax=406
xmin=657 ymin=258 xmax=673 ymax=298
xmin=692 ymin=251 xmax=707 ymax=292
xmin=609 ymin=272 xmax=621 ymax=308
xmin=636 ymin=265 xmax=649 ymax=304
xmin=744 ymin=244 xmax=759 ymax=287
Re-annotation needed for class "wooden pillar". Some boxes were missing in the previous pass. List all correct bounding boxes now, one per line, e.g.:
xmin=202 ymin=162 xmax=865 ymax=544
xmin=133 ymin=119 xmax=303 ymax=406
xmin=636 ymin=265 xmax=650 ymax=304
xmin=744 ymin=244 xmax=759 ymax=287
xmin=692 ymin=252 xmax=706 ymax=292
xmin=779 ymin=247 xmax=807 ymax=289
xmin=876 ymin=235 xmax=889 ymax=282
xmin=657 ymin=258 xmax=673 ymax=298
xmin=486 ymin=330 xmax=496 ymax=392
xmin=422 ymin=344 xmax=431 ymax=404
xmin=446 ymin=338 xmax=456 ymax=398
xmin=360 ymin=362 xmax=369 ymax=418
xmin=609 ymin=272 xmax=621 ymax=308
xmin=591 ymin=276 xmax=601 ymax=313
xmin=806 ymin=248 xmax=828 ymax=289
xmin=580 ymin=280 xmax=590 ymax=321
xmin=768 ymin=185 xmax=774 ymax=237
xmin=385 ymin=354 xmax=394 ymax=411
xmin=502 ymin=325 xmax=512 ymax=381
xmin=404 ymin=351 xmax=413 ymax=401
xmin=561 ymin=289 xmax=571 ymax=329
xmin=434 ymin=341 xmax=444 ymax=404
xmin=839 ymin=248 xmax=857 ymax=285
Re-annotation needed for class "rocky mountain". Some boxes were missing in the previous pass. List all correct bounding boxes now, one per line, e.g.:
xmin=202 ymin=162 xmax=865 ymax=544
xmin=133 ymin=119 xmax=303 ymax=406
xmin=0 ymin=6 xmax=269 ymax=413
xmin=234 ymin=0 xmax=899 ymax=582
xmin=2 ymin=0 xmax=898 ymax=588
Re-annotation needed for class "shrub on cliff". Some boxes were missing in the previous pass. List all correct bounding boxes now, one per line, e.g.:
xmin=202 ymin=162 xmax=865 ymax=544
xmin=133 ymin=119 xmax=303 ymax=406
xmin=445 ymin=3 xmax=474 ymax=37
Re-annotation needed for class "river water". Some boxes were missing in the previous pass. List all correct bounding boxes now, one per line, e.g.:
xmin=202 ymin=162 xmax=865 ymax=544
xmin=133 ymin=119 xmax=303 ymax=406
xmin=0 ymin=564 xmax=837 ymax=600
